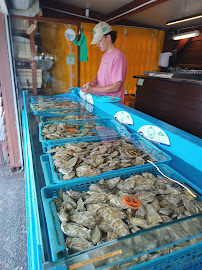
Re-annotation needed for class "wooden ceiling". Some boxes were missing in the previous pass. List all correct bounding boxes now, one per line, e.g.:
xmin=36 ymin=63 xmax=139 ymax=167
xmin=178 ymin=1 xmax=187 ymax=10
xmin=40 ymin=0 xmax=202 ymax=29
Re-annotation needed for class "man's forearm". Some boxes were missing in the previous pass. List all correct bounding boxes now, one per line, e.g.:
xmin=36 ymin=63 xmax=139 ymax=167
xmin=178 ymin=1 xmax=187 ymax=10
xmin=91 ymin=82 xmax=122 ymax=94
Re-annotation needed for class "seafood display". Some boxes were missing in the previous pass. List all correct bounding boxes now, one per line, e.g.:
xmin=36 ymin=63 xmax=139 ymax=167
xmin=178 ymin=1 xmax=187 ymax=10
xmin=31 ymin=96 xmax=74 ymax=103
xmin=99 ymin=234 xmax=202 ymax=270
xmin=42 ymin=122 xmax=97 ymax=140
xmin=47 ymin=139 xmax=152 ymax=180
xmin=44 ymin=108 xmax=88 ymax=115
xmin=44 ymin=113 xmax=98 ymax=122
xmin=54 ymin=172 xmax=202 ymax=257
xmin=30 ymin=101 xmax=82 ymax=111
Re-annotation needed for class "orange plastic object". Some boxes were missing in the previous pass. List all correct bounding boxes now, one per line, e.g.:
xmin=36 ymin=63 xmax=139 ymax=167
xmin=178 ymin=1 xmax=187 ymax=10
xmin=66 ymin=128 xmax=78 ymax=133
xmin=123 ymin=196 xmax=141 ymax=209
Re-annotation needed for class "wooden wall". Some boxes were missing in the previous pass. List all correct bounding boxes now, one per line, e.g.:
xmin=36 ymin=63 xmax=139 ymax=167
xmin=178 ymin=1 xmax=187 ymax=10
xmin=163 ymin=25 xmax=202 ymax=69
xmin=134 ymin=76 xmax=202 ymax=139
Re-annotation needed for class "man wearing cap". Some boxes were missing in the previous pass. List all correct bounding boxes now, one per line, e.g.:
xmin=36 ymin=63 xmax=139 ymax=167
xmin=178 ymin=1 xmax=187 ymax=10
xmin=81 ymin=22 xmax=127 ymax=103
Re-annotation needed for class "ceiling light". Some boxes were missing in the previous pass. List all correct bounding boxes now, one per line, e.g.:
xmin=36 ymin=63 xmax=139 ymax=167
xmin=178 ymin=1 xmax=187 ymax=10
xmin=172 ymin=30 xmax=200 ymax=40
xmin=167 ymin=14 xmax=202 ymax=26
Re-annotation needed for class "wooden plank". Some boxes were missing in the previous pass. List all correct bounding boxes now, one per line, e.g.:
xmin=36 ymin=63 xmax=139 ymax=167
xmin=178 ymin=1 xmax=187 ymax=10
xmin=0 ymin=14 xmax=21 ymax=168
xmin=106 ymin=0 xmax=169 ymax=24
xmin=134 ymin=77 xmax=202 ymax=138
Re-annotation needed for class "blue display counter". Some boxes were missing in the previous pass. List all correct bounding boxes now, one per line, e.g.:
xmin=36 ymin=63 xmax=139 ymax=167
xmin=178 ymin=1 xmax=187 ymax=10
xmin=23 ymin=89 xmax=202 ymax=270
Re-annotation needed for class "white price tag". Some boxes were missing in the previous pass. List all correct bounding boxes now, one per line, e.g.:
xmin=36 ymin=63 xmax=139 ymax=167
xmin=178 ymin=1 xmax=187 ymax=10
xmin=79 ymin=90 xmax=86 ymax=101
xmin=86 ymin=94 xmax=94 ymax=105
xmin=137 ymin=125 xmax=170 ymax=146
xmin=114 ymin=111 xmax=133 ymax=125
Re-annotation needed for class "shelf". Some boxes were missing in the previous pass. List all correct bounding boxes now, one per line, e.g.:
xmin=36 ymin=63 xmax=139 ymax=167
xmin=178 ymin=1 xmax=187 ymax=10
xmin=15 ymin=58 xmax=35 ymax=63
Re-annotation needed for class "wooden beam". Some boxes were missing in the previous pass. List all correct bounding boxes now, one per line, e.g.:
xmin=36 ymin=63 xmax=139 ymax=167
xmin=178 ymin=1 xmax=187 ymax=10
xmin=106 ymin=0 xmax=169 ymax=24
xmin=40 ymin=0 xmax=105 ymax=22
xmin=0 ymin=14 xmax=21 ymax=168
xmin=11 ymin=14 xmax=80 ymax=26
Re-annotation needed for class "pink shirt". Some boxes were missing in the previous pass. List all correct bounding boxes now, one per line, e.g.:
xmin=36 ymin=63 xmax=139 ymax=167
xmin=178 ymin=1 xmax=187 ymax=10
xmin=96 ymin=48 xmax=127 ymax=103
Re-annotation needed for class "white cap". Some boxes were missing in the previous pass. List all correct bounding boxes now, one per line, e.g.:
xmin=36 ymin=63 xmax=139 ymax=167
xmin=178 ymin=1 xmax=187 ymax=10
xmin=91 ymin=22 xmax=112 ymax=44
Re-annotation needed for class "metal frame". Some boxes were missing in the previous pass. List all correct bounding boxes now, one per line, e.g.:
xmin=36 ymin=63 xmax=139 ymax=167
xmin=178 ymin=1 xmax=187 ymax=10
xmin=11 ymin=15 xmax=81 ymax=92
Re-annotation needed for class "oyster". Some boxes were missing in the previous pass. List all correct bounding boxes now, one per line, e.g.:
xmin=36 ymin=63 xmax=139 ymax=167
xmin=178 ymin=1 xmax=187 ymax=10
xmin=66 ymin=237 xmax=93 ymax=252
xmin=70 ymin=211 xmax=96 ymax=228
xmin=76 ymin=165 xmax=101 ymax=178
xmin=158 ymin=208 xmax=173 ymax=216
xmin=57 ymin=206 xmax=69 ymax=223
xmin=135 ymin=204 xmax=146 ymax=218
xmin=151 ymin=197 xmax=160 ymax=211
xmin=98 ymin=220 xmax=113 ymax=233
xmin=129 ymin=217 xmax=150 ymax=229
xmin=181 ymin=196 xmax=199 ymax=214
xmin=110 ymin=218 xmax=130 ymax=237
xmin=63 ymin=157 xmax=78 ymax=169
xmin=63 ymin=171 xmax=76 ymax=180
xmin=86 ymin=203 xmax=109 ymax=213
xmin=84 ymin=193 xmax=109 ymax=204
xmin=107 ymin=232 xmax=118 ymax=241
xmin=145 ymin=204 xmax=162 ymax=224
xmin=67 ymin=190 xmax=81 ymax=201
xmin=97 ymin=207 xmax=126 ymax=221
xmin=91 ymin=226 xmax=102 ymax=245
xmin=76 ymin=197 xmax=86 ymax=212
xmin=135 ymin=191 xmax=157 ymax=205
xmin=104 ymin=177 xmax=121 ymax=189
xmin=61 ymin=222 xmax=91 ymax=240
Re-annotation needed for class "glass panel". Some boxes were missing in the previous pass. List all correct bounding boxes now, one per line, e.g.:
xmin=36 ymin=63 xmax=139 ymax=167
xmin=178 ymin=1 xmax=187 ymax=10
xmin=67 ymin=216 xmax=202 ymax=269
xmin=23 ymin=90 xmax=202 ymax=270
xmin=10 ymin=18 xmax=78 ymax=95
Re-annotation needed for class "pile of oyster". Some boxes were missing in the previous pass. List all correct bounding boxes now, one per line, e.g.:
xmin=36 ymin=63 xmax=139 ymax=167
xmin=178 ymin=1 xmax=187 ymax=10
xmin=54 ymin=172 xmax=202 ymax=258
xmin=42 ymin=123 xmax=97 ymax=140
xmin=30 ymin=101 xmax=82 ymax=111
xmin=45 ymin=112 xmax=98 ymax=122
xmin=47 ymin=108 xmax=88 ymax=115
xmin=32 ymin=97 xmax=73 ymax=103
xmin=48 ymin=139 xmax=151 ymax=180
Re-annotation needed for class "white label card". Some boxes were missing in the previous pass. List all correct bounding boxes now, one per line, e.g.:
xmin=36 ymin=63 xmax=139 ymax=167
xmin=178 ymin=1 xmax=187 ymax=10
xmin=79 ymin=90 xmax=86 ymax=101
xmin=137 ymin=125 xmax=170 ymax=146
xmin=86 ymin=94 xmax=94 ymax=105
xmin=114 ymin=111 xmax=133 ymax=125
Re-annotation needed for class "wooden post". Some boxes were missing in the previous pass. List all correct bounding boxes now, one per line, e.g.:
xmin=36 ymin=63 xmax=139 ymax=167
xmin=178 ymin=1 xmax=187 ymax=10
xmin=0 ymin=14 xmax=21 ymax=168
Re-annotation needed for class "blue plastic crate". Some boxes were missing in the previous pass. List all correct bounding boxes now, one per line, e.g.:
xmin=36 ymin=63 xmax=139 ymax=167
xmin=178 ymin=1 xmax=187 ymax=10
xmin=39 ymin=118 xmax=131 ymax=152
xmin=30 ymin=99 xmax=85 ymax=115
xmin=33 ymin=107 xmax=88 ymax=116
xmin=40 ymin=133 xmax=171 ymax=183
xmin=30 ymin=93 xmax=79 ymax=103
xmin=41 ymin=164 xmax=202 ymax=266
xmin=39 ymin=107 xmax=110 ymax=122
